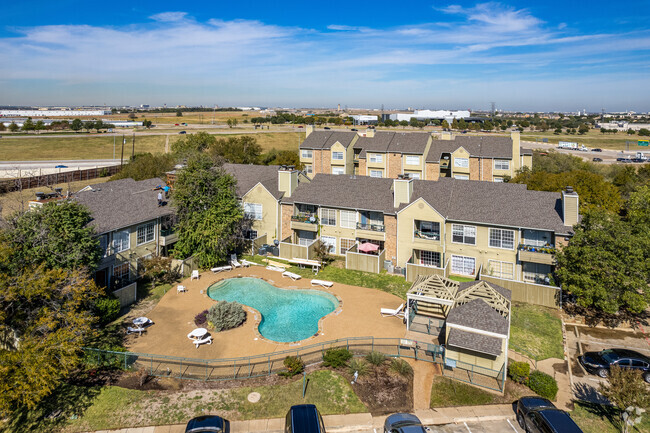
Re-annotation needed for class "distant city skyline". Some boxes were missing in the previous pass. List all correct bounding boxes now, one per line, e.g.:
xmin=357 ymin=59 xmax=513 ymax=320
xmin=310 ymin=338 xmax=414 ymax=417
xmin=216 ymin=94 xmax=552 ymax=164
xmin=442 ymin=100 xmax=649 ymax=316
xmin=1 ymin=1 xmax=649 ymax=111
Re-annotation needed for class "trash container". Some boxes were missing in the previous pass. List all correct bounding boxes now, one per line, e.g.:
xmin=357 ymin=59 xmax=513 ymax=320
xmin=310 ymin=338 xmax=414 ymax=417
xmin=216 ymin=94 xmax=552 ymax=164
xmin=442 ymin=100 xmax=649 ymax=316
xmin=271 ymin=246 xmax=280 ymax=256
xmin=384 ymin=260 xmax=392 ymax=270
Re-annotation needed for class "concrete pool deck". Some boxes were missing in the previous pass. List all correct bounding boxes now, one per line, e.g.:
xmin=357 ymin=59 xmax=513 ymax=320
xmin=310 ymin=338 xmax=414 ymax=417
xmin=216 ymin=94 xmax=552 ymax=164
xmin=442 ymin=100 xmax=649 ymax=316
xmin=126 ymin=267 xmax=407 ymax=359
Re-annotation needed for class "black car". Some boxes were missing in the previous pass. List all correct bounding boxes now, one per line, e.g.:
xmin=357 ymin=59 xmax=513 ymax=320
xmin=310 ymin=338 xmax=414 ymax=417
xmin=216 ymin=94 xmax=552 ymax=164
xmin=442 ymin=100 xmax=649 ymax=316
xmin=351 ymin=128 xmax=358 ymax=131
xmin=383 ymin=413 xmax=428 ymax=433
xmin=179 ymin=131 xmax=187 ymax=134
xmin=591 ymin=148 xmax=603 ymax=152
xmin=324 ymin=127 xmax=331 ymax=130
xmin=592 ymin=157 xmax=603 ymax=162
xmin=579 ymin=348 xmax=650 ymax=382
xmin=517 ymin=397 xmax=583 ymax=433
xmin=185 ymin=415 xmax=229 ymax=433
xmin=285 ymin=404 xmax=326 ymax=433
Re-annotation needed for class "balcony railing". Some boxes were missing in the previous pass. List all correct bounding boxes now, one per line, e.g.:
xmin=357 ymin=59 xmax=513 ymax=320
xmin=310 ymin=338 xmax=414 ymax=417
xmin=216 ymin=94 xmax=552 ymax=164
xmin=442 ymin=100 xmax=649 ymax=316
xmin=356 ymin=222 xmax=385 ymax=232
xmin=518 ymin=244 xmax=556 ymax=255
xmin=414 ymin=230 xmax=440 ymax=241
xmin=160 ymin=227 xmax=176 ymax=237
xmin=291 ymin=214 xmax=318 ymax=224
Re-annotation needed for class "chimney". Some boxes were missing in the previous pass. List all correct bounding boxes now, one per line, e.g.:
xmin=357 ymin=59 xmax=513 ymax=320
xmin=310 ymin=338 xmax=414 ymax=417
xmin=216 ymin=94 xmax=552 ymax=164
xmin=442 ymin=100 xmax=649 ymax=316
xmin=393 ymin=174 xmax=413 ymax=208
xmin=366 ymin=128 xmax=375 ymax=138
xmin=278 ymin=165 xmax=299 ymax=198
xmin=561 ymin=186 xmax=579 ymax=227
xmin=441 ymin=131 xmax=453 ymax=140
xmin=305 ymin=125 xmax=314 ymax=137
xmin=511 ymin=131 xmax=521 ymax=169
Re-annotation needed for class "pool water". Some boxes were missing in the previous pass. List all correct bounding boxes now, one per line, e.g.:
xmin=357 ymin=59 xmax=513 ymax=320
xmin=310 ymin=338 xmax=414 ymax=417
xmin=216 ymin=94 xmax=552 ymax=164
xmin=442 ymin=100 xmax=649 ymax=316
xmin=207 ymin=277 xmax=338 ymax=342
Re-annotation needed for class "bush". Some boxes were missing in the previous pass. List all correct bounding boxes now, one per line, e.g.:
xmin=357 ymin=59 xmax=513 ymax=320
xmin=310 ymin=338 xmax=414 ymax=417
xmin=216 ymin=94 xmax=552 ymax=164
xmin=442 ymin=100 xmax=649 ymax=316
xmin=206 ymin=301 xmax=246 ymax=332
xmin=389 ymin=358 xmax=413 ymax=377
xmin=508 ymin=361 xmax=531 ymax=384
xmin=528 ymin=370 xmax=558 ymax=400
xmin=94 ymin=297 xmax=121 ymax=324
xmin=365 ymin=351 xmax=387 ymax=366
xmin=279 ymin=356 xmax=304 ymax=377
xmin=348 ymin=359 xmax=370 ymax=376
xmin=322 ymin=348 xmax=353 ymax=368
xmin=194 ymin=309 xmax=208 ymax=327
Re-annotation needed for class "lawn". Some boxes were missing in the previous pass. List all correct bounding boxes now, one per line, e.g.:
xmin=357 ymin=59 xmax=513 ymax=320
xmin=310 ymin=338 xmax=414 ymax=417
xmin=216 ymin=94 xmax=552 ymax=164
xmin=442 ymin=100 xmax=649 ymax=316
xmin=447 ymin=275 xmax=476 ymax=283
xmin=509 ymin=302 xmax=564 ymax=361
xmin=430 ymin=377 xmax=499 ymax=407
xmin=521 ymin=129 xmax=644 ymax=150
xmin=571 ymin=401 xmax=650 ymax=433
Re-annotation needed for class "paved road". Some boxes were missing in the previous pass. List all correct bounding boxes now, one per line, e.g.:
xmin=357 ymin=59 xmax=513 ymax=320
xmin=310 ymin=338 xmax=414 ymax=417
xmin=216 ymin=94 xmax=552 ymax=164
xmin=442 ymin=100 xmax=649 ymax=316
xmin=0 ymin=159 xmax=121 ymax=179
xmin=522 ymin=140 xmax=646 ymax=164
xmin=355 ymin=419 xmax=523 ymax=433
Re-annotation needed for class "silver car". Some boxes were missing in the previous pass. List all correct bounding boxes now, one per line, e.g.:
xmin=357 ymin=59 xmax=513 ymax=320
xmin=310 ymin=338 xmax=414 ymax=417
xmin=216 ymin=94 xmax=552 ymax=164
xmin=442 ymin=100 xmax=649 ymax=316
xmin=384 ymin=413 xmax=429 ymax=433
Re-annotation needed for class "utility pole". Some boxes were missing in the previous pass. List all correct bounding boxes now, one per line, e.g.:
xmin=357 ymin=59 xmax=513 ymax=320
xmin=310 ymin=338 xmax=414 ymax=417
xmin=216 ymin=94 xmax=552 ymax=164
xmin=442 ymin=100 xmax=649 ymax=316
xmin=490 ymin=102 xmax=496 ymax=121
xmin=131 ymin=132 xmax=135 ymax=158
xmin=120 ymin=135 xmax=125 ymax=167
xmin=113 ymin=135 xmax=116 ymax=160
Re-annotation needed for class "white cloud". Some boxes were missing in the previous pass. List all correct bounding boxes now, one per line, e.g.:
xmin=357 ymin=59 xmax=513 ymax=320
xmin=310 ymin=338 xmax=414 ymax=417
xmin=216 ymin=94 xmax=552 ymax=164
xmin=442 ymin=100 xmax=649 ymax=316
xmin=149 ymin=11 xmax=189 ymax=22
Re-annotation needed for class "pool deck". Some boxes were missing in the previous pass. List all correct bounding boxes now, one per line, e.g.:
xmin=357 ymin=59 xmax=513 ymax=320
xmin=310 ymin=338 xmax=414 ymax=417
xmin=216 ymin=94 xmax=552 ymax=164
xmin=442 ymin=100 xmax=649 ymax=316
xmin=126 ymin=267 xmax=407 ymax=359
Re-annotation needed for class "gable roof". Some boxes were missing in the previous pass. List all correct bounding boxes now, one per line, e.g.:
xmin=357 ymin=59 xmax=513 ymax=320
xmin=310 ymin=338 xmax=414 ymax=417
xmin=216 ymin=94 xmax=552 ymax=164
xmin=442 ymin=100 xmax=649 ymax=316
xmin=447 ymin=328 xmax=502 ymax=357
xmin=222 ymin=163 xmax=283 ymax=200
xmin=426 ymin=135 xmax=513 ymax=162
xmin=74 ymin=178 xmax=173 ymax=235
xmin=446 ymin=298 xmax=509 ymax=335
xmin=299 ymin=131 xmax=357 ymax=150
xmin=355 ymin=131 xmax=430 ymax=158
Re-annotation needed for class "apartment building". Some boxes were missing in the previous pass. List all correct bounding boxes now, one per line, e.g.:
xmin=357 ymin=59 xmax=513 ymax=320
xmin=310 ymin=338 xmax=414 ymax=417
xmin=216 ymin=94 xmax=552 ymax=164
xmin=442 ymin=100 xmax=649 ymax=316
xmin=299 ymin=127 xmax=532 ymax=182
xmin=279 ymin=174 xmax=578 ymax=285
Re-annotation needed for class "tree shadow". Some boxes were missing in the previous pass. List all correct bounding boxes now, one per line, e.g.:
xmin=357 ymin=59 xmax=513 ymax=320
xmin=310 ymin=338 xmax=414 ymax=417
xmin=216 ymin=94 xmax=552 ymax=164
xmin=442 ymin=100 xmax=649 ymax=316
xmin=573 ymin=381 xmax=610 ymax=405
xmin=573 ymin=399 xmax=622 ymax=432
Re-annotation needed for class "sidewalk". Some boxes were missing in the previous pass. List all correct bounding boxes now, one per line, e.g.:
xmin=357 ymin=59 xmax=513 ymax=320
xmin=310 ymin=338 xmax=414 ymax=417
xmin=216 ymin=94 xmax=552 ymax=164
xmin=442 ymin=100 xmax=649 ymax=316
xmin=87 ymin=404 xmax=517 ymax=433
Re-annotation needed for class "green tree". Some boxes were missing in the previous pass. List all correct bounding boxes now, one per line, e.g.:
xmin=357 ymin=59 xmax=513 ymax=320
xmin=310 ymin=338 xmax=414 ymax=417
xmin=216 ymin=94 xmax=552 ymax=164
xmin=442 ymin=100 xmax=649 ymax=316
xmin=8 ymin=122 xmax=19 ymax=132
xmin=70 ymin=118 xmax=83 ymax=132
xmin=141 ymin=254 xmax=179 ymax=290
xmin=483 ymin=121 xmax=493 ymax=131
xmin=172 ymin=154 xmax=247 ymax=267
xmin=34 ymin=120 xmax=45 ymax=132
xmin=261 ymin=149 xmax=303 ymax=169
xmin=627 ymin=129 xmax=636 ymax=135
xmin=172 ymin=131 xmax=216 ymax=158
xmin=627 ymin=185 xmax=650 ymax=227
xmin=638 ymin=128 xmax=650 ymax=136
xmin=21 ymin=118 xmax=34 ymax=132
xmin=441 ymin=120 xmax=449 ymax=129
xmin=578 ymin=124 xmax=589 ymax=134
xmin=209 ymin=136 xmax=261 ymax=164
xmin=0 ymin=123 xmax=5 ymax=132
xmin=451 ymin=119 xmax=459 ymax=130
xmin=176 ymin=109 xmax=183 ymax=117
xmin=142 ymin=119 xmax=152 ymax=128
xmin=6 ymin=201 xmax=101 ymax=273
xmin=556 ymin=209 xmax=650 ymax=315
xmin=111 ymin=153 xmax=176 ymax=181
xmin=83 ymin=121 xmax=95 ymax=131
xmin=599 ymin=365 xmax=649 ymax=433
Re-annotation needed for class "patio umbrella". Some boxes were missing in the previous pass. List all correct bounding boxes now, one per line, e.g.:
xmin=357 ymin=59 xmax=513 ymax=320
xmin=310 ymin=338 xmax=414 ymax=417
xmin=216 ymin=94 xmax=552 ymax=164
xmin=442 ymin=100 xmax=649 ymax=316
xmin=358 ymin=242 xmax=379 ymax=252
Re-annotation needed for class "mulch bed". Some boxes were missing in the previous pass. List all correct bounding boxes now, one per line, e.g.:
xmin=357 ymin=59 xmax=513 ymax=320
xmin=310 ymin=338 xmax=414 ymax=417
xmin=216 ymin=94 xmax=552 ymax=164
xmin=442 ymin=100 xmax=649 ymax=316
xmin=339 ymin=365 xmax=413 ymax=415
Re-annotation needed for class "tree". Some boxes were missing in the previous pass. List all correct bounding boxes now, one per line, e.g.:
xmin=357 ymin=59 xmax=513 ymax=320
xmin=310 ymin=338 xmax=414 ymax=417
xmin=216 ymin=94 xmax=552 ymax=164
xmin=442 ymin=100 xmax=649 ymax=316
xmin=70 ymin=118 xmax=83 ymax=132
xmin=21 ymin=118 xmax=34 ymax=132
xmin=483 ymin=121 xmax=494 ymax=131
xmin=627 ymin=129 xmax=636 ymax=135
xmin=554 ymin=127 xmax=563 ymax=134
xmin=172 ymin=154 xmax=248 ymax=267
xmin=5 ymin=201 xmax=101 ymax=273
xmin=34 ymin=120 xmax=45 ymax=132
xmin=111 ymin=153 xmax=176 ymax=181
xmin=441 ymin=120 xmax=449 ymax=129
xmin=578 ymin=124 xmax=589 ymax=134
xmin=142 ymin=119 xmax=152 ymax=129
xmin=83 ymin=121 xmax=95 ymax=132
xmin=209 ymin=136 xmax=261 ymax=164
xmin=141 ymin=254 xmax=179 ymax=290
xmin=172 ymin=131 xmax=216 ymax=158
xmin=638 ymin=128 xmax=650 ymax=136
xmin=0 ymin=123 xmax=5 ymax=132
xmin=599 ymin=366 xmax=649 ymax=433
xmin=176 ymin=109 xmax=183 ymax=117
xmin=260 ymin=149 xmax=303 ymax=169
xmin=128 ymin=113 xmax=137 ymax=119
xmin=451 ymin=119 xmax=459 ymax=130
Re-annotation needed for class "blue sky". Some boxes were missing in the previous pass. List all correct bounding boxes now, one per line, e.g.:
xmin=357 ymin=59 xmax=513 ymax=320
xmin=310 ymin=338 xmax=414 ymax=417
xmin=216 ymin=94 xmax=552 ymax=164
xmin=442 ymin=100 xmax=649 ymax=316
xmin=1 ymin=1 xmax=649 ymax=111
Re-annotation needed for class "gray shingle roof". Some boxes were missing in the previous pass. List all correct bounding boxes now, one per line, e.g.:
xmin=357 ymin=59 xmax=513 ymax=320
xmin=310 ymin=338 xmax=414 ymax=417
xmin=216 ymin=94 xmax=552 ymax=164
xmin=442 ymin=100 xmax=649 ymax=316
xmin=299 ymin=131 xmax=357 ymax=150
xmin=74 ymin=178 xmax=173 ymax=235
xmin=354 ymin=131 xmax=430 ymax=158
xmin=447 ymin=328 xmax=502 ymax=357
xmin=446 ymin=298 xmax=509 ymax=335
xmin=223 ymin=163 xmax=283 ymax=200
xmin=521 ymin=148 xmax=533 ymax=156
xmin=426 ymin=135 xmax=513 ymax=162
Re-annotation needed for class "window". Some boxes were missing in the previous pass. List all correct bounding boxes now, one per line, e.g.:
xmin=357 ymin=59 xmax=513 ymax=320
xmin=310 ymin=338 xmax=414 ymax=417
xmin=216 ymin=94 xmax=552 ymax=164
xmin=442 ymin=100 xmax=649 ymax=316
xmin=137 ymin=222 xmax=155 ymax=245
xmin=320 ymin=208 xmax=337 ymax=226
xmin=452 ymin=224 xmax=476 ymax=245
xmin=493 ymin=177 xmax=504 ymax=182
xmin=453 ymin=174 xmax=469 ymax=180
xmin=523 ymin=262 xmax=552 ymax=284
xmin=494 ymin=159 xmax=510 ymax=170
xmin=415 ymin=220 xmax=440 ymax=240
xmin=244 ymin=229 xmax=258 ymax=239
xmin=454 ymin=157 xmax=469 ymax=168
xmin=112 ymin=262 xmax=129 ymax=285
xmin=298 ymin=230 xmax=316 ymax=246
xmin=451 ymin=255 xmax=476 ymax=276
xmin=405 ymin=172 xmax=421 ymax=179
xmin=405 ymin=155 xmax=420 ymax=165
xmin=332 ymin=151 xmax=344 ymax=160
xmin=320 ymin=236 xmax=336 ymax=254
xmin=99 ymin=234 xmax=109 ymax=257
xmin=488 ymin=260 xmax=514 ymax=280
xmin=244 ymin=203 xmax=263 ymax=220
xmin=113 ymin=229 xmax=130 ymax=253
xmin=305 ymin=164 xmax=313 ymax=174
xmin=522 ymin=229 xmax=553 ymax=247
xmin=340 ymin=238 xmax=355 ymax=254
xmin=489 ymin=228 xmax=515 ymax=249
xmin=420 ymin=250 xmax=441 ymax=267
xmin=340 ymin=210 xmax=356 ymax=229
xmin=301 ymin=149 xmax=313 ymax=159
xmin=369 ymin=154 xmax=383 ymax=163
xmin=332 ymin=166 xmax=345 ymax=175
xmin=369 ymin=169 xmax=383 ymax=178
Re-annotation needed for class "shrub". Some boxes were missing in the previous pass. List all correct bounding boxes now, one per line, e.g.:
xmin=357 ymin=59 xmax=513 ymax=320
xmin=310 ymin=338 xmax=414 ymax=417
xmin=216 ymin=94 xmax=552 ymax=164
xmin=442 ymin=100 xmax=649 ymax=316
xmin=279 ymin=356 xmax=304 ymax=377
xmin=206 ymin=301 xmax=246 ymax=332
xmin=322 ymin=348 xmax=353 ymax=368
xmin=528 ymin=370 xmax=558 ymax=401
xmin=508 ymin=361 xmax=531 ymax=384
xmin=365 ymin=351 xmax=387 ymax=366
xmin=389 ymin=358 xmax=413 ymax=377
xmin=194 ymin=309 xmax=208 ymax=327
xmin=348 ymin=359 xmax=370 ymax=377
xmin=94 ymin=297 xmax=121 ymax=324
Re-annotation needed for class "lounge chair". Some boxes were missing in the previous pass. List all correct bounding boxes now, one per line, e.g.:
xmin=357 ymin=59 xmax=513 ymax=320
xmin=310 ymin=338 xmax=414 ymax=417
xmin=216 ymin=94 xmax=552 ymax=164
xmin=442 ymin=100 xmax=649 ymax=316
xmin=126 ymin=326 xmax=145 ymax=336
xmin=177 ymin=285 xmax=187 ymax=293
xmin=381 ymin=303 xmax=405 ymax=317
xmin=194 ymin=335 xmax=212 ymax=348
xmin=240 ymin=259 xmax=253 ymax=267
xmin=191 ymin=270 xmax=200 ymax=280
xmin=230 ymin=254 xmax=242 ymax=268
xmin=211 ymin=265 xmax=232 ymax=273
xmin=311 ymin=279 xmax=333 ymax=288
xmin=266 ymin=265 xmax=285 ymax=272
xmin=282 ymin=271 xmax=302 ymax=281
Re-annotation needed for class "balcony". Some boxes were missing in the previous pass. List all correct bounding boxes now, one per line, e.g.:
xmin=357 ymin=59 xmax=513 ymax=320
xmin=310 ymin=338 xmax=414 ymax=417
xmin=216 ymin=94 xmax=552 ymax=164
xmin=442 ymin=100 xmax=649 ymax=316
xmin=414 ymin=230 xmax=440 ymax=241
xmin=356 ymin=222 xmax=385 ymax=232
xmin=291 ymin=214 xmax=319 ymax=232
xmin=518 ymin=244 xmax=556 ymax=266
xmin=356 ymin=222 xmax=385 ymax=241
xmin=160 ymin=227 xmax=178 ymax=246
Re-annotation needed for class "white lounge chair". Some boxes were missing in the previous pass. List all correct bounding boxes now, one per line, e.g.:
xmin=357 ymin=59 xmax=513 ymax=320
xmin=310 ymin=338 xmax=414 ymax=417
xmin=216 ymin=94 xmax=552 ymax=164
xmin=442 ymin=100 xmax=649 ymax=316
xmin=177 ymin=285 xmax=187 ymax=293
xmin=191 ymin=270 xmax=200 ymax=280
xmin=311 ymin=279 xmax=333 ymax=288
xmin=211 ymin=265 xmax=232 ymax=273
xmin=126 ymin=326 xmax=145 ymax=336
xmin=194 ymin=335 xmax=212 ymax=348
xmin=381 ymin=303 xmax=405 ymax=317
xmin=266 ymin=265 xmax=285 ymax=272
xmin=230 ymin=254 xmax=242 ymax=268
xmin=282 ymin=271 xmax=302 ymax=281
xmin=240 ymin=259 xmax=253 ymax=267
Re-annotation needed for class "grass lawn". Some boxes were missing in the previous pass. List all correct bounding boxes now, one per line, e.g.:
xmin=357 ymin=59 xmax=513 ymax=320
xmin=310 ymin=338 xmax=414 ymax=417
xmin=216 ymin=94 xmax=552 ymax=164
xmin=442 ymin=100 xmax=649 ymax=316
xmin=571 ymin=401 xmax=650 ymax=433
xmin=510 ymin=302 xmax=564 ymax=361
xmin=430 ymin=377 xmax=499 ymax=407
xmin=521 ymin=129 xmax=643 ymax=150
xmin=447 ymin=275 xmax=476 ymax=283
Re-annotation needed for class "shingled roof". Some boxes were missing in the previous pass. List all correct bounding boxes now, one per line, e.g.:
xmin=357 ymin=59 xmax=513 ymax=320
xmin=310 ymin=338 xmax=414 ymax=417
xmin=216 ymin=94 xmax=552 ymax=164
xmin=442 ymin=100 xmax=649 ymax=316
xmin=74 ymin=178 xmax=174 ymax=235
xmin=355 ymin=131 xmax=430 ymax=158
xmin=299 ymin=131 xmax=357 ymax=150
xmin=446 ymin=298 xmax=509 ymax=336
xmin=447 ymin=328 xmax=503 ymax=357
xmin=426 ymin=135 xmax=513 ymax=162
xmin=223 ymin=163 xmax=284 ymax=200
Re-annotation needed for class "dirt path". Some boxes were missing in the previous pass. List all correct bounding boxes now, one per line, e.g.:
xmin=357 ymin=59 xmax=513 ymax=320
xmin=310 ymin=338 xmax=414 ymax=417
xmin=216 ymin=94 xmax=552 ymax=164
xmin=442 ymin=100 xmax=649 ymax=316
xmin=406 ymin=359 xmax=439 ymax=410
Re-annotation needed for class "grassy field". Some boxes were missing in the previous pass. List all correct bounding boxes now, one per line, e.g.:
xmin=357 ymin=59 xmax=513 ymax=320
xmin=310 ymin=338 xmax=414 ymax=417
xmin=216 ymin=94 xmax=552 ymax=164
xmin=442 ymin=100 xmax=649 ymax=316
xmin=430 ymin=377 xmax=499 ymax=407
xmin=0 ymin=132 xmax=300 ymax=161
xmin=571 ymin=401 xmax=650 ymax=433
xmin=104 ymin=110 xmax=254 ymax=125
xmin=510 ymin=303 xmax=564 ymax=361
xmin=522 ymin=129 xmax=646 ymax=150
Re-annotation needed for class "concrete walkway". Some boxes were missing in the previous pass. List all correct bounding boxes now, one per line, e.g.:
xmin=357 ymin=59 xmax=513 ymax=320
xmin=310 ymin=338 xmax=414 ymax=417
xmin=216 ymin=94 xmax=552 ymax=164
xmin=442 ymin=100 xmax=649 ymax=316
xmin=87 ymin=405 xmax=517 ymax=433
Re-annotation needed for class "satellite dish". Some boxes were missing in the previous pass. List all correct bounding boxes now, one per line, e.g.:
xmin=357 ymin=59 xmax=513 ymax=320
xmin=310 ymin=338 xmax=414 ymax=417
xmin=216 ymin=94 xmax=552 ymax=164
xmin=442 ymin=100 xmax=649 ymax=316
xmin=309 ymin=216 xmax=316 ymax=223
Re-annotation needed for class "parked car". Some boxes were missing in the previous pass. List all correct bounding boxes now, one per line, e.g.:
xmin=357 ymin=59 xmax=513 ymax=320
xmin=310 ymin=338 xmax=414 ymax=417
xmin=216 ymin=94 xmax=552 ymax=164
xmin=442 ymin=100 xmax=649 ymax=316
xmin=185 ymin=415 xmax=229 ymax=433
xmin=351 ymin=128 xmax=358 ymax=131
xmin=297 ymin=125 xmax=304 ymax=128
xmin=591 ymin=148 xmax=603 ymax=152
xmin=285 ymin=404 xmax=326 ymax=433
xmin=383 ymin=413 xmax=429 ymax=433
xmin=592 ymin=157 xmax=603 ymax=162
xmin=516 ymin=397 xmax=583 ymax=433
xmin=324 ymin=126 xmax=331 ymax=130
xmin=579 ymin=348 xmax=650 ymax=382
xmin=179 ymin=131 xmax=187 ymax=134
xmin=54 ymin=164 xmax=68 ymax=168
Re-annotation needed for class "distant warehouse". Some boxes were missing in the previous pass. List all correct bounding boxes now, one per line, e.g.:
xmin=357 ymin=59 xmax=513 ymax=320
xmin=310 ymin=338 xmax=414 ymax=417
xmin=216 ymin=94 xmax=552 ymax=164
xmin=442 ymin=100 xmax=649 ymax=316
xmin=0 ymin=109 xmax=111 ymax=117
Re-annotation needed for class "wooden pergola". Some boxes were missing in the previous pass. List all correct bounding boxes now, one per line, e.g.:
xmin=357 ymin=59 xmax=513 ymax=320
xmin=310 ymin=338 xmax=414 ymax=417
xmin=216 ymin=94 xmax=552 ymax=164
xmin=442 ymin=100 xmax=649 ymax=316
xmin=455 ymin=281 xmax=510 ymax=318
xmin=406 ymin=275 xmax=459 ymax=328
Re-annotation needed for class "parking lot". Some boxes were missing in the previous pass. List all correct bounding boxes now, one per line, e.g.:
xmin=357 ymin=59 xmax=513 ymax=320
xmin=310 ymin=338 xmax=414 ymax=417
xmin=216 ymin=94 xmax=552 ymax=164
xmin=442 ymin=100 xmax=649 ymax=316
xmin=356 ymin=419 xmax=523 ymax=433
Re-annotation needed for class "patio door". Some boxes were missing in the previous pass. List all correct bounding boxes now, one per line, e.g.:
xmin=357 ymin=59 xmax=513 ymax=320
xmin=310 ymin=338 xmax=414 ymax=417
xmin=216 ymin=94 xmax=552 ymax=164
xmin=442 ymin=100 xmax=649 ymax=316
xmin=298 ymin=230 xmax=315 ymax=246
xmin=320 ymin=236 xmax=336 ymax=254
xmin=451 ymin=255 xmax=476 ymax=276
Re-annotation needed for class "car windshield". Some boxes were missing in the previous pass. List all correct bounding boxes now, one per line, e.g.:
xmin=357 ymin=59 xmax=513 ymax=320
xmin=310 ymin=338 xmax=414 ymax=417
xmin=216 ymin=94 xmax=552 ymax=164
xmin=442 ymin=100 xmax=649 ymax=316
xmin=599 ymin=349 xmax=620 ymax=363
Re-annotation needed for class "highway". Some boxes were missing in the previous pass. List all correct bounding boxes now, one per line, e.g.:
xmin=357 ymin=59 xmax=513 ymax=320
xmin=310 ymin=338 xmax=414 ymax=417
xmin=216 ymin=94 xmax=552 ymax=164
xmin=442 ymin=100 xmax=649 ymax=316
xmin=0 ymin=159 xmax=121 ymax=179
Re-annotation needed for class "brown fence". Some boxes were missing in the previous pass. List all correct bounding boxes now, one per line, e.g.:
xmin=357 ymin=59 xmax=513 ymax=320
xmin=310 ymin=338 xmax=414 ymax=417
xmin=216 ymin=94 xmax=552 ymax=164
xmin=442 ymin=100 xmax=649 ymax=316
xmin=279 ymin=237 xmax=318 ymax=261
xmin=0 ymin=165 xmax=121 ymax=193
xmin=346 ymin=247 xmax=385 ymax=274
xmin=112 ymin=282 xmax=138 ymax=307
xmin=251 ymin=234 xmax=267 ymax=255
xmin=478 ymin=274 xmax=561 ymax=309
xmin=406 ymin=258 xmax=448 ymax=282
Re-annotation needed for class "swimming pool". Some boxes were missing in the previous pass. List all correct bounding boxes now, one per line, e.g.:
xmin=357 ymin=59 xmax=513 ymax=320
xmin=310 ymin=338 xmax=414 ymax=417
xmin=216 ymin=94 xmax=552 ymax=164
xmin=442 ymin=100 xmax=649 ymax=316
xmin=207 ymin=277 xmax=338 ymax=342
